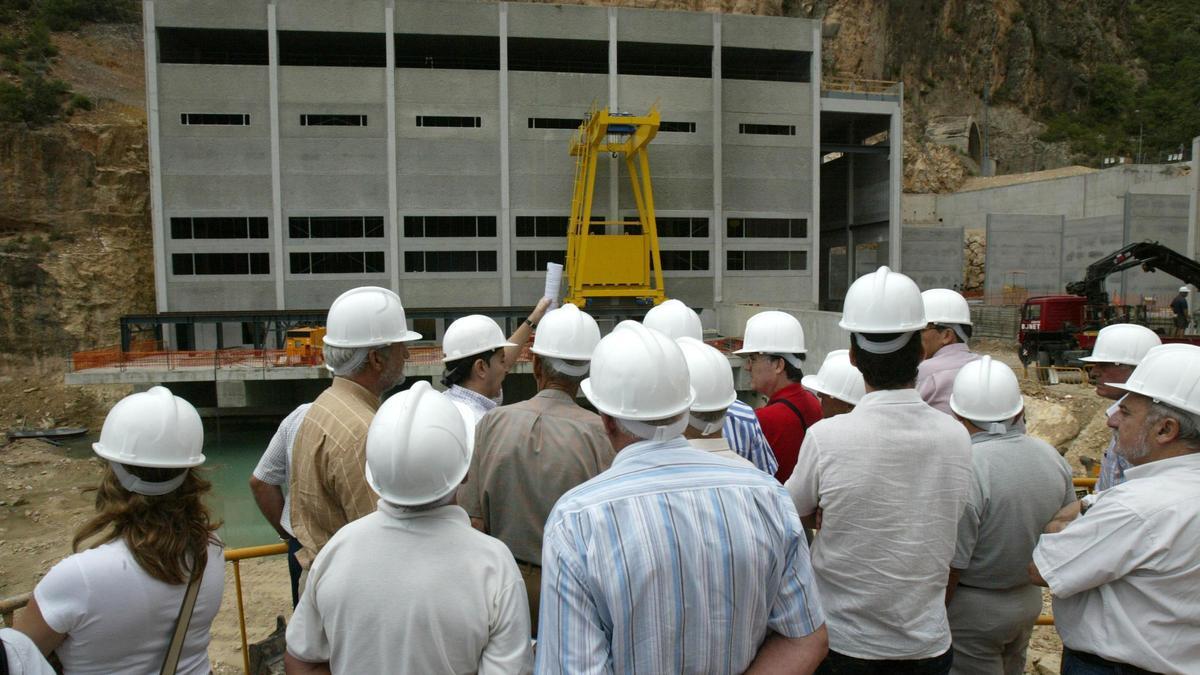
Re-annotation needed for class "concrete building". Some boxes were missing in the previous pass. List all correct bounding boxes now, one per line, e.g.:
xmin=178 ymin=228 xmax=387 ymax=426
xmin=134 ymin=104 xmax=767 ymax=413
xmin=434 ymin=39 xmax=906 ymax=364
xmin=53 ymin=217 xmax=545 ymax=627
xmin=143 ymin=0 xmax=902 ymax=349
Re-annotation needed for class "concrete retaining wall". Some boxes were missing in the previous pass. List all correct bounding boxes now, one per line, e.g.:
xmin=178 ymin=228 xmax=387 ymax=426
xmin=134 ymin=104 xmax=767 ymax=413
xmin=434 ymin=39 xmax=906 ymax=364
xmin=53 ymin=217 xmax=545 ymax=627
xmin=985 ymin=214 xmax=1064 ymax=296
xmin=902 ymin=225 xmax=963 ymax=291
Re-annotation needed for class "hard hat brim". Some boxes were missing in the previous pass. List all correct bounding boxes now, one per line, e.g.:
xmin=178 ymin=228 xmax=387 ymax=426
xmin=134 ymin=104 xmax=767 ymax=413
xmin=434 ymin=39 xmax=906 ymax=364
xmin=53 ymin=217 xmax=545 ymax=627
xmin=322 ymin=329 xmax=423 ymax=348
xmin=93 ymin=442 xmax=206 ymax=469
xmin=441 ymin=340 xmax=518 ymax=363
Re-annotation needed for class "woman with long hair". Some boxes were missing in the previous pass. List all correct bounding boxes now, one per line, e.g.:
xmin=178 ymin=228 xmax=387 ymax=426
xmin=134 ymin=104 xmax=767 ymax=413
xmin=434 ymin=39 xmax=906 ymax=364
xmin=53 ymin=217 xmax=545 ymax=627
xmin=15 ymin=387 xmax=225 ymax=674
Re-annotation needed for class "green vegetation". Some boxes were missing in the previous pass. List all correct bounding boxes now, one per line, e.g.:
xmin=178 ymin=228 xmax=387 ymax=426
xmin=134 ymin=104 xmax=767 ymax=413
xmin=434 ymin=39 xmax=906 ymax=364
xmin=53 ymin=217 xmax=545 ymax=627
xmin=1040 ymin=0 xmax=1200 ymax=162
xmin=0 ymin=0 xmax=135 ymax=126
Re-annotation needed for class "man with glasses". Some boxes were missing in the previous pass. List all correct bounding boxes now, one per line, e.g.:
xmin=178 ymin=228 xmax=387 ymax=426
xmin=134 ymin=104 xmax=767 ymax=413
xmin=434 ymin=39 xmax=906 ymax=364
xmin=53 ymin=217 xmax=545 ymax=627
xmin=917 ymin=289 xmax=980 ymax=415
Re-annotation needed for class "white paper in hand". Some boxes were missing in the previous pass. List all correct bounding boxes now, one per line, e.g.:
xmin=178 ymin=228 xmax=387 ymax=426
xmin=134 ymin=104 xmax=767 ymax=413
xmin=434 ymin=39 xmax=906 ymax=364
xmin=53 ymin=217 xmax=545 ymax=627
xmin=544 ymin=262 xmax=564 ymax=309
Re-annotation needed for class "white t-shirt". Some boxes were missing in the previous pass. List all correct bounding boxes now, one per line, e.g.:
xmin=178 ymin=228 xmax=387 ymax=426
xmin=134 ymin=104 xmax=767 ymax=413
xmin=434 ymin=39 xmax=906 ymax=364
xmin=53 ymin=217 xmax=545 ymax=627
xmin=287 ymin=502 xmax=531 ymax=674
xmin=1 ymin=628 xmax=57 ymax=675
xmin=785 ymin=388 xmax=973 ymax=659
xmin=34 ymin=539 xmax=225 ymax=675
xmin=1033 ymin=452 xmax=1200 ymax=674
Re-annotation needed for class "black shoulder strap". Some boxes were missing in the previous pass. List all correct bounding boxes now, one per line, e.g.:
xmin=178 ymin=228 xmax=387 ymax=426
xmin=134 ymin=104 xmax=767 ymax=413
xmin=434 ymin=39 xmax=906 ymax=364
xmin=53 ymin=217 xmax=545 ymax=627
xmin=774 ymin=398 xmax=810 ymax=433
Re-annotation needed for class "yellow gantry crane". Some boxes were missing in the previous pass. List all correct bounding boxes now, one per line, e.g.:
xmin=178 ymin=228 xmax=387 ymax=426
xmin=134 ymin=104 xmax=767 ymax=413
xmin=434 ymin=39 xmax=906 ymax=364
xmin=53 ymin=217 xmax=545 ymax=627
xmin=563 ymin=106 xmax=667 ymax=308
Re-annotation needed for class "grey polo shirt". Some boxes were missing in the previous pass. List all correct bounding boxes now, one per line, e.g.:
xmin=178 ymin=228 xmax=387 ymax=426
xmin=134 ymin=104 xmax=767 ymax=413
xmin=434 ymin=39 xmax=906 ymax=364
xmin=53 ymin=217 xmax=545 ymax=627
xmin=953 ymin=428 xmax=1076 ymax=588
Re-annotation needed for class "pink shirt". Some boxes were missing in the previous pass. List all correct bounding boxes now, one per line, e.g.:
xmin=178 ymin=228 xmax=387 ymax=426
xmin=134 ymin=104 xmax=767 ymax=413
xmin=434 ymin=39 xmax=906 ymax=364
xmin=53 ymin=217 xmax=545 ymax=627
xmin=916 ymin=343 xmax=979 ymax=415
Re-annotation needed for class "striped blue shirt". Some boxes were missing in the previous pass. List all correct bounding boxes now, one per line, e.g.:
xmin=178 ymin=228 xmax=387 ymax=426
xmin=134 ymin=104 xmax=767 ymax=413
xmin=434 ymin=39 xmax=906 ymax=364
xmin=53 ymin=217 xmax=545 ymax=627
xmin=535 ymin=437 xmax=824 ymax=675
xmin=724 ymin=399 xmax=778 ymax=476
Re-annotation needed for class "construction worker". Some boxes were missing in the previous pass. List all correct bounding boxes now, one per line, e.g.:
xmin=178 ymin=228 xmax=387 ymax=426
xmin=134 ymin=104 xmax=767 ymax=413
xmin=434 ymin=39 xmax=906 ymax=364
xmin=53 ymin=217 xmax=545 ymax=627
xmin=15 ymin=388 xmax=225 ymax=674
xmin=677 ymin=336 xmax=755 ymax=467
xmin=945 ymin=357 xmax=1075 ymax=675
xmin=249 ymin=403 xmax=311 ymax=608
xmin=1171 ymin=285 xmax=1189 ymax=337
xmin=289 ymin=286 xmax=422 ymax=573
xmin=735 ymin=310 xmax=821 ymax=482
xmin=441 ymin=299 xmax=551 ymax=422
xmin=786 ymin=266 xmax=972 ymax=674
xmin=801 ymin=349 xmax=865 ymax=419
xmin=917 ymin=288 xmax=980 ymax=415
xmin=1030 ymin=344 xmax=1200 ymax=674
xmin=1079 ymin=323 xmax=1161 ymax=491
xmin=537 ymin=321 xmax=828 ymax=674
xmin=286 ymin=381 xmax=532 ymax=673
xmin=644 ymin=299 xmax=778 ymax=474
xmin=457 ymin=303 xmax=613 ymax=636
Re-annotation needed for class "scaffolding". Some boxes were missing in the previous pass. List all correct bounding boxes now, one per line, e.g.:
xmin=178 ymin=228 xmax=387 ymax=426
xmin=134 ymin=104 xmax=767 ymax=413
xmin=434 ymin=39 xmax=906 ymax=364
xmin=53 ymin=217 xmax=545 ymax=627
xmin=564 ymin=106 xmax=667 ymax=308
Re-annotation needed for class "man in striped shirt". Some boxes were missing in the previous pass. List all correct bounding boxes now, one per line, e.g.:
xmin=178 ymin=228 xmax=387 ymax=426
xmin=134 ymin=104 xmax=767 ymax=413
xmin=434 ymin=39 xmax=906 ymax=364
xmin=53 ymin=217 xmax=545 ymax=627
xmin=643 ymin=299 xmax=778 ymax=475
xmin=537 ymin=321 xmax=827 ymax=674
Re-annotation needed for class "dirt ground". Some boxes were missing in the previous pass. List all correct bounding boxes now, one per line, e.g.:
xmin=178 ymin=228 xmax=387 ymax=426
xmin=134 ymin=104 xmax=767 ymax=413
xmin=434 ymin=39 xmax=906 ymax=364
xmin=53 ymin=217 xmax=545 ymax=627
xmin=2 ymin=339 xmax=1113 ymax=672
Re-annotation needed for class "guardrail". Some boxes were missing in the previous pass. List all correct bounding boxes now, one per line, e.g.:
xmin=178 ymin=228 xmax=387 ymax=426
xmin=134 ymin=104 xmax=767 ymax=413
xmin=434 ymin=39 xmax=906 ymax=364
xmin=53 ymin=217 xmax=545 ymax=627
xmin=0 ymin=478 xmax=1104 ymax=669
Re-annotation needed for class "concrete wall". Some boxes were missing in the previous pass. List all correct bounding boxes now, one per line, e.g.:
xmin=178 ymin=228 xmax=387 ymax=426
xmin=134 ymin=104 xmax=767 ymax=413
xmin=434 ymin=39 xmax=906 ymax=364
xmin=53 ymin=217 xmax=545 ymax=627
xmin=150 ymin=0 xmax=828 ymax=321
xmin=1062 ymin=214 xmax=1124 ymax=290
xmin=1123 ymin=194 xmax=1190 ymax=300
xmin=902 ymin=225 xmax=963 ymax=290
xmin=985 ymin=214 xmax=1064 ymax=296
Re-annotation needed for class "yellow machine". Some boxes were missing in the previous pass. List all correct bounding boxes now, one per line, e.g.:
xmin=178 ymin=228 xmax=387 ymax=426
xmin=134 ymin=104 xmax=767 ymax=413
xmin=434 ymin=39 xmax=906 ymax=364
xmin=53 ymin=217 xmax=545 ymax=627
xmin=284 ymin=326 xmax=326 ymax=365
xmin=563 ymin=106 xmax=667 ymax=307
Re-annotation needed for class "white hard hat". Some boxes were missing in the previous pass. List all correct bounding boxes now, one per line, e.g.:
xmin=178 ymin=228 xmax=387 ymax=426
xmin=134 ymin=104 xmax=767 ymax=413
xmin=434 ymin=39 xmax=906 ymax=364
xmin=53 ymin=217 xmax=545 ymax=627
xmin=677 ymin=337 xmax=737 ymax=412
xmin=1180 ymin=286 xmax=1190 ymax=293
xmin=949 ymin=355 xmax=1024 ymax=424
xmin=323 ymin=286 xmax=422 ymax=348
xmin=530 ymin=303 xmax=601 ymax=360
xmin=922 ymin=289 xmax=973 ymax=326
xmin=839 ymin=266 xmax=926 ymax=334
xmin=442 ymin=315 xmax=516 ymax=363
xmin=93 ymin=386 xmax=205 ymax=469
xmin=1079 ymin=323 xmax=1162 ymax=366
xmin=801 ymin=349 xmax=866 ymax=406
xmin=581 ymin=321 xmax=695 ymax=421
xmin=733 ymin=311 xmax=807 ymax=357
xmin=643 ymin=299 xmax=703 ymax=341
xmin=364 ymin=381 xmax=473 ymax=506
xmin=1109 ymin=343 xmax=1200 ymax=417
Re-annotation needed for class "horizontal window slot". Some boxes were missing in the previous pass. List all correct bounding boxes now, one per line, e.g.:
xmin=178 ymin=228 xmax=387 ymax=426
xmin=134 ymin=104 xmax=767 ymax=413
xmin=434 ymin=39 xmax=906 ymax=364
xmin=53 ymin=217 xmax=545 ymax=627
xmin=404 ymin=250 xmax=497 ymax=273
xmin=655 ymin=217 xmax=709 ymax=238
xmin=290 ymin=251 xmax=385 ymax=274
xmin=618 ymin=41 xmax=711 ymax=78
xmin=289 ymin=216 xmax=384 ymax=239
xmin=172 ymin=253 xmax=269 ymax=275
xmin=726 ymin=250 xmax=808 ymax=271
xmin=656 ymin=250 xmax=710 ymax=271
xmin=738 ymin=123 xmax=795 ymax=136
xmin=727 ymin=217 xmax=807 ymax=239
xmin=395 ymin=34 xmax=499 ymax=71
xmin=528 ymin=117 xmax=583 ymax=130
xmin=659 ymin=121 xmax=696 ymax=133
xmin=158 ymin=27 xmax=268 ymax=65
xmin=181 ymin=113 xmax=250 ymax=126
xmin=508 ymin=37 xmax=607 ymax=74
xmin=171 ymin=216 xmax=268 ymax=239
xmin=722 ymin=47 xmax=811 ymax=83
xmin=415 ymin=115 xmax=482 ymax=128
xmin=516 ymin=249 xmax=566 ymax=271
xmin=300 ymin=114 xmax=367 ymax=126
xmin=403 ymin=215 xmax=496 ymax=238
xmin=278 ymin=31 xmax=385 ymax=68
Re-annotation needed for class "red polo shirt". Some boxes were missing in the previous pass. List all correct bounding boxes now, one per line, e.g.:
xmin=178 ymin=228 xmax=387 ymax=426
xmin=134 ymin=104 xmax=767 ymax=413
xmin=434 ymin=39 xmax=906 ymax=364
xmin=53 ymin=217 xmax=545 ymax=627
xmin=755 ymin=383 xmax=822 ymax=483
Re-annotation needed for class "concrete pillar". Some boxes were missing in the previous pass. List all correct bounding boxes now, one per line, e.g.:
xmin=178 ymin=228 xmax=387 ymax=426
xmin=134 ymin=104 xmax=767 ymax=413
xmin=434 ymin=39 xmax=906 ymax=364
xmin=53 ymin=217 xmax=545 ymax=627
xmin=711 ymin=14 xmax=723 ymax=304
xmin=267 ymin=2 xmax=285 ymax=309
xmin=608 ymin=8 xmax=619 ymax=225
xmin=498 ymin=3 xmax=512 ymax=305
xmin=889 ymin=89 xmax=904 ymax=270
xmin=142 ymin=1 xmax=167 ymax=312
xmin=385 ymin=1 xmax=400 ymax=294
xmin=216 ymin=381 xmax=248 ymax=408
xmin=809 ymin=21 xmax=821 ymax=307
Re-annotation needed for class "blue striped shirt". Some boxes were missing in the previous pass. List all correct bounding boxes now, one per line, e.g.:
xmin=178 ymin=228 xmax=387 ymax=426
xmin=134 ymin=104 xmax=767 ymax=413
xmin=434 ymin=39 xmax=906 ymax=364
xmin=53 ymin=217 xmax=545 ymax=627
xmin=535 ymin=437 xmax=824 ymax=675
xmin=724 ymin=399 xmax=778 ymax=476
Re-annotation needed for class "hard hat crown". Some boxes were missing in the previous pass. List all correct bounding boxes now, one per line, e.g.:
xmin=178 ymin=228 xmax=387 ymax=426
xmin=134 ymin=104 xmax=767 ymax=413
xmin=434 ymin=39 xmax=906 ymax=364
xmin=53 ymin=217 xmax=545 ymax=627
xmin=1079 ymin=323 xmax=1161 ymax=366
xmin=839 ymin=266 xmax=926 ymax=334
xmin=323 ymin=286 xmax=421 ymax=348
xmin=530 ymin=303 xmax=601 ymax=360
xmin=921 ymin=289 xmax=973 ymax=326
xmin=442 ymin=315 xmax=516 ymax=363
xmin=1109 ymin=344 xmax=1200 ymax=417
xmin=365 ymin=381 xmax=473 ymax=506
xmin=93 ymin=386 xmax=205 ymax=468
xmin=643 ymin=299 xmax=703 ymax=341
xmin=801 ymin=349 xmax=866 ymax=406
xmin=949 ymin=355 xmax=1023 ymax=423
xmin=676 ymin=337 xmax=737 ymax=412
xmin=581 ymin=321 xmax=695 ymax=420
xmin=733 ymin=310 xmax=806 ymax=355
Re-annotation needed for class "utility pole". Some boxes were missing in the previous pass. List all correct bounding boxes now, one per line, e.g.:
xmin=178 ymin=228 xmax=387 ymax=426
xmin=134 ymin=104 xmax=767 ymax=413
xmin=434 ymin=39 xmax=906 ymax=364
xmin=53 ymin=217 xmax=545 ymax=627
xmin=1136 ymin=109 xmax=1144 ymax=164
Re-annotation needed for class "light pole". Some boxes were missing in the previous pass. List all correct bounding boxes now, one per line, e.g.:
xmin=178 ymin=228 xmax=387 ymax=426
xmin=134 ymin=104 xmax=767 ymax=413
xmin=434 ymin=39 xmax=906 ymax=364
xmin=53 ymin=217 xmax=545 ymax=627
xmin=1135 ymin=109 xmax=1144 ymax=164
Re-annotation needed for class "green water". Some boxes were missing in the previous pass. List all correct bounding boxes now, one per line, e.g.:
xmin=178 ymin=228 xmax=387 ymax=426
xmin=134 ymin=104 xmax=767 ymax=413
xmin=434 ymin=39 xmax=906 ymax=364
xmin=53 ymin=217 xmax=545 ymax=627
xmin=60 ymin=419 xmax=283 ymax=550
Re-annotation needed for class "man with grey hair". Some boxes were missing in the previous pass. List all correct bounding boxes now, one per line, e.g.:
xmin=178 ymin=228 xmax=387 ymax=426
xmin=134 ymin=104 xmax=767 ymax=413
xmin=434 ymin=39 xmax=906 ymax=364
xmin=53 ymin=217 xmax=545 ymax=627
xmin=458 ymin=303 xmax=613 ymax=636
xmin=1030 ymin=344 xmax=1200 ymax=674
xmin=289 ymin=286 xmax=422 ymax=571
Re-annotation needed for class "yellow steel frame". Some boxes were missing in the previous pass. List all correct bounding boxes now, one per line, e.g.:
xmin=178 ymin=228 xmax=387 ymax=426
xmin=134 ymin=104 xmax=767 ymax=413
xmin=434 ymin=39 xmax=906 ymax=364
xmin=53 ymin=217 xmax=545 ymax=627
xmin=564 ymin=106 xmax=667 ymax=307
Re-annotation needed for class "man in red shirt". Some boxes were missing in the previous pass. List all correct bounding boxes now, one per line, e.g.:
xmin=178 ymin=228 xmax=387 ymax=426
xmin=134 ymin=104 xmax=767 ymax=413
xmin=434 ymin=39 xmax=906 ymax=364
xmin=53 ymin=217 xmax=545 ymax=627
xmin=736 ymin=311 xmax=822 ymax=482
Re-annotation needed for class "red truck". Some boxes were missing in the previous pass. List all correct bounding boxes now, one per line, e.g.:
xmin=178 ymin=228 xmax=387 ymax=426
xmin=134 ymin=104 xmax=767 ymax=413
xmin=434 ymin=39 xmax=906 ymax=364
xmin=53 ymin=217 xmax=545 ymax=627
xmin=1018 ymin=242 xmax=1200 ymax=365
